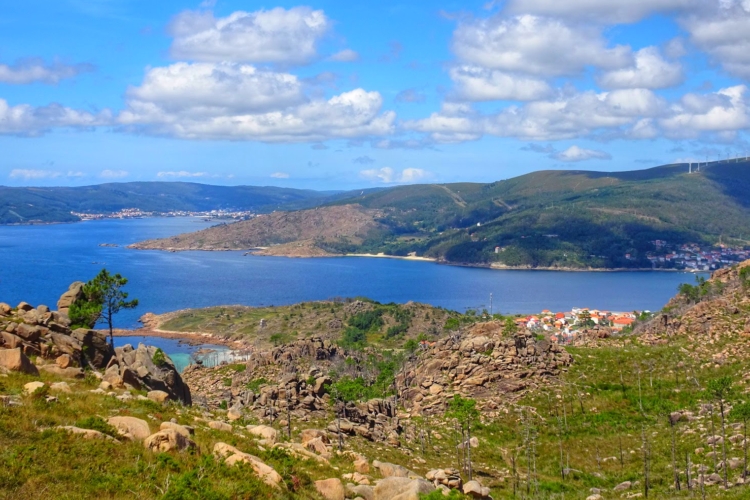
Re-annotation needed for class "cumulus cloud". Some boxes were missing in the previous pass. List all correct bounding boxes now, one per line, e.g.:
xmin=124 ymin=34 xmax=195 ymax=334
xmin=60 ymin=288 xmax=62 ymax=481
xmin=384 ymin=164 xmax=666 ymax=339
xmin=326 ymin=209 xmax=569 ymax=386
xmin=553 ymin=145 xmax=612 ymax=162
xmin=125 ymin=62 xmax=305 ymax=115
xmin=100 ymin=169 xmax=129 ymax=179
xmin=360 ymin=167 xmax=431 ymax=183
xmin=157 ymin=171 xmax=208 ymax=178
xmin=452 ymin=14 xmax=631 ymax=78
xmin=597 ymin=47 xmax=683 ymax=89
xmin=169 ymin=7 xmax=330 ymax=64
xmin=270 ymin=172 xmax=290 ymax=178
xmin=660 ymin=85 xmax=750 ymax=137
xmin=505 ymin=0 xmax=701 ymax=24
xmin=0 ymin=58 xmax=95 ymax=85
xmin=328 ymin=49 xmax=359 ymax=62
xmin=450 ymin=66 xmax=552 ymax=101
xmin=408 ymin=89 xmax=667 ymax=142
xmin=680 ymin=2 xmax=750 ymax=79
xmin=119 ymin=65 xmax=395 ymax=141
xmin=0 ymin=99 xmax=111 ymax=136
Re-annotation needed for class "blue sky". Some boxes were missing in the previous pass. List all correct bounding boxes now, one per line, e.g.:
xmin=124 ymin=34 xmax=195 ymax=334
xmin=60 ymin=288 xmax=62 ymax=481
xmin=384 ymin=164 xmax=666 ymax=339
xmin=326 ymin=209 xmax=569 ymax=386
xmin=2 ymin=0 xmax=750 ymax=189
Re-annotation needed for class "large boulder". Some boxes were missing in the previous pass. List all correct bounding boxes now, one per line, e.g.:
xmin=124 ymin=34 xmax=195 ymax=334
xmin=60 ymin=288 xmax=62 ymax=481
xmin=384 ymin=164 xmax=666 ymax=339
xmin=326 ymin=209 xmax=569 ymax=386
xmin=315 ymin=478 xmax=345 ymax=500
xmin=112 ymin=344 xmax=191 ymax=404
xmin=144 ymin=429 xmax=196 ymax=452
xmin=213 ymin=442 xmax=283 ymax=488
xmin=247 ymin=425 xmax=277 ymax=444
xmin=0 ymin=348 xmax=39 ymax=375
xmin=372 ymin=460 xmax=416 ymax=479
xmin=71 ymin=329 xmax=113 ymax=368
xmin=372 ymin=477 xmax=434 ymax=500
xmin=57 ymin=282 xmax=84 ymax=315
xmin=108 ymin=416 xmax=151 ymax=441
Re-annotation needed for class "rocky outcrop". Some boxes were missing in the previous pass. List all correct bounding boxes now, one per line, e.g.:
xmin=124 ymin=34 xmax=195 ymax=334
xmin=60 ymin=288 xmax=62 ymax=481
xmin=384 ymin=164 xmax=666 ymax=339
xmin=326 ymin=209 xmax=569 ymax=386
xmin=0 ymin=300 xmax=113 ymax=370
xmin=107 ymin=343 xmax=191 ymax=405
xmin=397 ymin=323 xmax=573 ymax=416
xmin=57 ymin=282 xmax=84 ymax=315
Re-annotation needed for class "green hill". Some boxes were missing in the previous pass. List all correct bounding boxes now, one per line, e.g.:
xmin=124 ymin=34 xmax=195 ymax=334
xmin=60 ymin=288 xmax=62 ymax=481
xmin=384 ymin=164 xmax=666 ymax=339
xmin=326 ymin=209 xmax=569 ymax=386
xmin=324 ymin=160 xmax=750 ymax=268
xmin=0 ymin=182 xmax=378 ymax=224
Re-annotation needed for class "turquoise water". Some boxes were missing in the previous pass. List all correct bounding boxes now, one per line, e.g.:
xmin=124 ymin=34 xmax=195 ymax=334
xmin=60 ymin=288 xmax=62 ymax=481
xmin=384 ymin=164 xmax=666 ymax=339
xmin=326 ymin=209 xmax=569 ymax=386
xmin=114 ymin=336 xmax=229 ymax=373
xmin=1 ymin=217 xmax=704 ymax=330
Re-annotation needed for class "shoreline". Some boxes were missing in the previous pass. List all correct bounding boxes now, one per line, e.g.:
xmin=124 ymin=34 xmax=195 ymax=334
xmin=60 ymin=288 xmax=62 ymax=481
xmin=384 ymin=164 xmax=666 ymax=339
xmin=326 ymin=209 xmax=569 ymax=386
xmin=129 ymin=245 xmax=706 ymax=273
xmin=109 ymin=327 xmax=241 ymax=348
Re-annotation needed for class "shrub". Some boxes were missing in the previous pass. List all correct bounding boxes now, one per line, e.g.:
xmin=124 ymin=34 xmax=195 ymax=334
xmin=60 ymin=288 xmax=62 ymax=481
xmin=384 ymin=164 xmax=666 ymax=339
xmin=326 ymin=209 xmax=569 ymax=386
xmin=75 ymin=416 xmax=119 ymax=438
xmin=152 ymin=348 xmax=168 ymax=367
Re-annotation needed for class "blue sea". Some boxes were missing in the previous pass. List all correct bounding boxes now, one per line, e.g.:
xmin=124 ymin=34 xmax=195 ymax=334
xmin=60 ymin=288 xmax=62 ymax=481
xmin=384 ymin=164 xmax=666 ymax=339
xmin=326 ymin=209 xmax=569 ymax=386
xmin=1 ymin=217 xmax=704 ymax=365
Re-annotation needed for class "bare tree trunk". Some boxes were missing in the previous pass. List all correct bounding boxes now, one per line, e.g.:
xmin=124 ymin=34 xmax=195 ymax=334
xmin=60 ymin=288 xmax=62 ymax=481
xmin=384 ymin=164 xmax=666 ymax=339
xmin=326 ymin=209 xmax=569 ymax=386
xmin=744 ymin=417 xmax=748 ymax=480
xmin=686 ymin=452 xmax=692 ymax=491
xmin=671 ymin=421 xmax=681 ymax=491
xmin=467 ymin=421 xmax=473 ymax=481
xmin=642 ymin=424 xmax=650 ymax=498
xmin=709 ymin=404 xmax=718 ymax=472
xmin=719 ymin=399 xmax=728 ymax=489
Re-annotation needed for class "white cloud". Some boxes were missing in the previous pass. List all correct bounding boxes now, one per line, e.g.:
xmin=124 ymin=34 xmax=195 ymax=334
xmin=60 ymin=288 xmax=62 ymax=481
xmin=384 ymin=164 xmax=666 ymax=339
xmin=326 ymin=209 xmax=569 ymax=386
xmin=100 ymin=169 xmax=129 ymax=179
xmin=9 ymin=169 xmax=62 ymax=180
xmin=660 ymin=85 xmax=750 ymax=137
xmin=505 ymin=0 xmax=701 ymax=24
xmin=553 ymin=145 xmax=612 ymax=162
xmin=408 ymin=89 xmax=667 ymax=142
xmin=452 ymin=14 xmax=631 ymax=78
xmin=270 ymin=172 xmax=290 ymax=178
xmin=328 ymin=49 xmax=359 ymax=62
xmin=360 ymin=167 xmax=431 ymax=184
xmin=450 ymin=66 xmax=552 ymax=101
xmin=597 ymin=47 xmax=683 ymax=89
xmin=125 ymin=62 xmax=304 ymax=115
xmin=169 ymin=7 xmax=330 ymax=64
xmin=0 ymin=58 xmax=94 ymax=85
xmin=680 ymin=2 xmax=750 ymax=79
xmin=157 ymin=171 xmax=208 ymax=178
xmin=0 ymin=99 xmax=111 ymax=136
xmin=119 ymin=64 xmax=395 ymax=142
xmin=67 ymin=171 xmax=85 ymax=177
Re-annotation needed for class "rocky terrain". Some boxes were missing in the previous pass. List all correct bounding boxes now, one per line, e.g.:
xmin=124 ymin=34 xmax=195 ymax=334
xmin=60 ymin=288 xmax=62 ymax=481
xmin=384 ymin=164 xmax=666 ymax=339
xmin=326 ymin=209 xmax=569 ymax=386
xmin=0 ymin=282 xmax=190 ymax=404
xmin=142 ymin=298 xmax=456 ymax=349
xmin=130 ymin=204 xmax=385 ymax=256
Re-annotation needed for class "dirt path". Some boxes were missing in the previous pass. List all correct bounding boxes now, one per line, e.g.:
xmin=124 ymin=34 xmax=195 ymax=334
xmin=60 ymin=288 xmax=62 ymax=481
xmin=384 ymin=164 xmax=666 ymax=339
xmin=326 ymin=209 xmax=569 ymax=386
xmin=437 ymin=185 xmax=467 ymax=208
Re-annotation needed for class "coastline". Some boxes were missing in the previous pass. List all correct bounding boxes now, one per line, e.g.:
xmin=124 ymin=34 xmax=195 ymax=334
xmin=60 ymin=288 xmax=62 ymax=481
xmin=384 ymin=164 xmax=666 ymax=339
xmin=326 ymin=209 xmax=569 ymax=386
xmin=109 ymin=327 xmax=242 ymax=348
xmin=129 ymin=245 xmax=704 ymax=273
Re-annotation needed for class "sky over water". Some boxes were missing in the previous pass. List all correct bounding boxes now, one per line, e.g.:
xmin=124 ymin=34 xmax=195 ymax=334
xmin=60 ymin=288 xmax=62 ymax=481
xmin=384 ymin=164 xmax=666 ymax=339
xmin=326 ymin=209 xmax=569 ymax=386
xmin=2 ymin=0 xmax=750 ymax=188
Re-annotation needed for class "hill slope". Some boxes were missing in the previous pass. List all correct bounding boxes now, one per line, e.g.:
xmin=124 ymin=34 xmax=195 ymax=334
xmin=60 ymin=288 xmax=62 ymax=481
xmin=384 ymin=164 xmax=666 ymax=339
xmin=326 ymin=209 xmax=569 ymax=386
xmin=0 ymin=182 xmax=378 ymax=224
xmin=132 ymin=160 xmax=750 ymax=269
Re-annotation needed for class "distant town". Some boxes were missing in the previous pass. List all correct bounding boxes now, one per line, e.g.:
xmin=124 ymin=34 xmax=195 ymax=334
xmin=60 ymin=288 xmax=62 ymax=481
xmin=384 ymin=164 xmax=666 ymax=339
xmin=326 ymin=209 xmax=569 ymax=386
xmin=639 ymin=240 xmax=749 ymax=271
xmin=71 ymin=208 xmax=256 ymax=222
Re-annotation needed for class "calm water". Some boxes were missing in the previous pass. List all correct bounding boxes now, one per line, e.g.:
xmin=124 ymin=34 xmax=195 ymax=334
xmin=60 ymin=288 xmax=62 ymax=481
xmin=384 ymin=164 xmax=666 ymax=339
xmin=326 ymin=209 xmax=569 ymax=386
xmin=1 ymin=217 xmax=703 ymax=330
xmin=114 ymin=336 xmax=230 ymax=373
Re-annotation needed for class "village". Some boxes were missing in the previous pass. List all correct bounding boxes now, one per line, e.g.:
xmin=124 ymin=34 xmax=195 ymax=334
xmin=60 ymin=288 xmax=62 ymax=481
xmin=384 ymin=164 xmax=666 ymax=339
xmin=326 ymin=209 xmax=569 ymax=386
xmin=641 ymin=240 xmax=750 ymax=271
xmin=515 ymin=306 xmax=645 ymax=344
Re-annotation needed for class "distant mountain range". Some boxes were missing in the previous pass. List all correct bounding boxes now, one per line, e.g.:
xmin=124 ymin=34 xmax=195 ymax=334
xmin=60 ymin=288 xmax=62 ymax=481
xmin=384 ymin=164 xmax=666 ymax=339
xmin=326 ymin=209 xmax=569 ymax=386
xmin=0 ymin=182 xmax=377 ymax=224
xmin=129 ymin=160 xmax=750 ymax=269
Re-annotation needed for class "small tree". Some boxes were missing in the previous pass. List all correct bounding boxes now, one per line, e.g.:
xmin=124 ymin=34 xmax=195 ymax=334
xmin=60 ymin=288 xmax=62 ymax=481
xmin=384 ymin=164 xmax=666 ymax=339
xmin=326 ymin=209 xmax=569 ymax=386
xmin=85 ymin=269 xmax=138 ymax=347
xmin=706 ymin=376 xmax=734 ymax=489
xmin=730 ymin=401 xmax=750 ymax=480
xmin=447 ymin=394 xmax=479 ymax=480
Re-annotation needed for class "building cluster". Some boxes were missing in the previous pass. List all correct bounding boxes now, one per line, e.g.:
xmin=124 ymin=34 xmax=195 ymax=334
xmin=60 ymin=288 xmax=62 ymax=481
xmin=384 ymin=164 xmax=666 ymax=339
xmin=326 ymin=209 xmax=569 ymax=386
xmin=71 ymin=209 xmax=256 ymax=221
xmin=639 ymin=241 xmax=749 ymax=271
xmin=516 ymin=307 xmax=642 ymax=342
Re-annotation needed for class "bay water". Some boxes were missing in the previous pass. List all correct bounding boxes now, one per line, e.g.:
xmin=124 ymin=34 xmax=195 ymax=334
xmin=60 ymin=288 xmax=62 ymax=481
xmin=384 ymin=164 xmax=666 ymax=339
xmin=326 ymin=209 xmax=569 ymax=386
xmin=1 ymin=217 xmax=704 ymax=365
